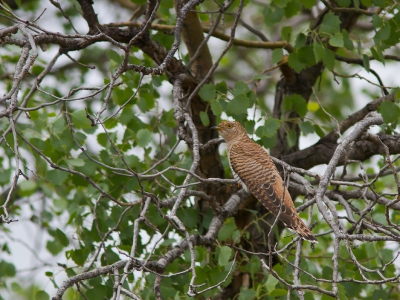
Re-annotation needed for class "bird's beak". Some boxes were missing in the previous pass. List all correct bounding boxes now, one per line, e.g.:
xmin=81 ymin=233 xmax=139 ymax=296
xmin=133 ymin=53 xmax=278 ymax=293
xmin=210 ymin=125 xmax=219 ymax=130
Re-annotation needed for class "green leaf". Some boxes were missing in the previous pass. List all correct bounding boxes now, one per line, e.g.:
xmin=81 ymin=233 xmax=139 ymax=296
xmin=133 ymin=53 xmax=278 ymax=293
xmin=199 ymin=111 xmax=210 ymax=126
xmin=218 ymin=218 xmax=237 ymax=242
xmin=371 ymin=14 xmax=383 ymax=28
xmin=113 ymin=86 xmax=131 ymax=106
xmin=248 ymin=90 xmax=256 ymax=107
xmin=338 ymin=282 xmax=350 ymax=298
xmin=314 ymin=124 xmax=325 ymax=137
xmin=70 ymin=248 xmax=90 ymax=266
xmin=295 ymin=33 xmax=307 ymax=48
xmin=286 ymin=130 xmax=297 ymax=148
xmin=11 ymin=282 xmax=22 ymax=292
xmin=336 ymin=0 xmax=350 ymax=7
xmin=0 ymin=168 xmax=11 ymax=185
xmin=322 ymin=48 xmax=335 ymax=70
xmin=292 ymin=94 xmax=307 ymax=118
xmin=137 ymin=90 xmax=155 ymax=112
xmin=46 ymin=170 xmax=68 ymax=186
xmin=46 ymin=240 xmax=63 ymax=255
xmin=71 ymin=109 xmax=92 ymax=129
xmin=288 ymin=53 xmax=306 ymax=73
xmin=396 ymin=89 xmax=400 ymax=100
xmin=283 ymin=96 xmax=292 ymax=111
xmin=375 ymin=23 xmax=391 ymax=41
xmin=281 ymin=26 xmax=292 ymax=41
xmin=378 ymin=101 xmax=400 ymax=123
xmin=329 ymin=32 xmax=344 ymax=47
xmin=252 ymin=74 xmax=271 ymax=80
xmin=299 ymin=121 xmax=315 ymax=135
xmin=19 ymin=180 xmax=37 ymax=195
xmin=319 ymin=13 xmax=341 ymax=35
xmin=270 ymin=289 xmax=287 ymax=297
xmin=86 ymin=285 xmax=107 ymax=299
xmin=177 ymin=207 xmax=199 ymax=229
xmin=97 ymin=132 xmax=108 ymax=147
xmin=52 ymin=117 xmax=66 ymax=134
xmin=31 ymin=65 xmax=45 ymax=76
xmin=313 ymin=42 xmax=325 ymax=63
xmin=261 ymin=135 xmax=277 ymax=148
xmin=264 ymin=118 xmax=281 ymax=137
xmin=136 ymin=129 xmax=152 ymax=147
xmin=372 ymin=289 xmax=388 ymax=300
xmin=75 ymin=132 xmax=87 ymax=145
xmin=283 ymin=94 xmax=307 ymax=117
xmin=0 ymin=260 xmax=16 ymax=277
xmin=362 ymin=54 xmax=370 ymax=72
xmin=218 ymin=246 xmax=232 ymax=266
xmin=227 ymin=94 xmax=249 ymax=115
xmin=55 ymin=228 xmax=69 ymax=247
xmin=233 ymin=81 xmax=250 ymax=96
xmin=249 ymin=255 xmax=260 ymax=278
xmin=239 ymin=290 xmax=256 ymax=300
xmin=271 ymin=48 xmax=283 ymax=64
xmin=104 ymin=118 xmax=118 ymax=129
xmin=322 ymin=294 xmax=337 ymax=300
xmin=65 ymin=158 xmax=85 ymax=167
xmin=35 ymin=291 xmax=50 ymax=300
xmin=297 ymin=46 xmax=316 ymax=67
xmin=342 ymin=29 xmax=354 ymax=50
xmin=28 ymin=109 xmax=39 ymax=120
xmin=273 ymin=0 xmax=290 ymax=8
xmin=322 ymin=265 xmax=333 ymax=279
xmin=299 ymin=0 xmax=316 ymax=9
xmin=100 ymin=149 xmax=114 ymax=166
xmin=263 ymin=6 xmax=284 ymax=26
xmin=199 ymin=84 xmax=216 ymax=101
xmin=266 ymin=275 xmax=279 ymax=293
xmin=284 ymin=0 xmax=302 ymax=18
xmin=216 ymin=81 xmax=227 ymax=94
xmin=255 ymin=125 xmax=264 ymax=138
xmin=107 ymin=49 xmax=121 ymax=63
xmin=89 ymin=276 xmax=102 ymax=287
xmin=211 ymin=100 xmax=223 ymax=115
xmin=371 ymin=47 xmax=384 ymax=64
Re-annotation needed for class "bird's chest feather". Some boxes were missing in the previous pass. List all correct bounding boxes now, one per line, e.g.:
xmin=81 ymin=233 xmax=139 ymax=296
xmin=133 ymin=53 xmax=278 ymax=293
xmin=228 ymin=150 xmax=249 ymax=192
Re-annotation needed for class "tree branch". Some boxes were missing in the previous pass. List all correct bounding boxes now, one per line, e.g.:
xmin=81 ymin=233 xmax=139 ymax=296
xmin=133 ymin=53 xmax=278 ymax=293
xmin=52 ymin=188 xmax=248 ymax=299
xmin=282 ymin=95 xmax=395 ymax=169
xmin=107 ymin=21 xmax=294 ymax=51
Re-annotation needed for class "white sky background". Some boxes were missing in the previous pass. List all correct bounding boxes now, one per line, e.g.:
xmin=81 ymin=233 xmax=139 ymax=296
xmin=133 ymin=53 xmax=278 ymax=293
xmin=2 ymin=1 xmax=400 ymax=299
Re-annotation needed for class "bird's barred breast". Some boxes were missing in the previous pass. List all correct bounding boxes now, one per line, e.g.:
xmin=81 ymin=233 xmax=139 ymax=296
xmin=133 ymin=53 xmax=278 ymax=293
xmin=228 ymin=151 xmax=248 ymax=192
xmin=229 ymin=141 xmax=297 ymax=228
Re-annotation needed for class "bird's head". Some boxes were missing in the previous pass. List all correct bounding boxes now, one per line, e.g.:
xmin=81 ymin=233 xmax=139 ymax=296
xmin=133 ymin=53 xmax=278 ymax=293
xmin=212 ymin=121 xmax=248 ymax=142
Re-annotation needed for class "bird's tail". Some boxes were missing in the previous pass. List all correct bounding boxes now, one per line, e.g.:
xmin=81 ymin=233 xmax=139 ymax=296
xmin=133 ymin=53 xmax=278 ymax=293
xmin=291 ymin=217 xmax=318 ymax=243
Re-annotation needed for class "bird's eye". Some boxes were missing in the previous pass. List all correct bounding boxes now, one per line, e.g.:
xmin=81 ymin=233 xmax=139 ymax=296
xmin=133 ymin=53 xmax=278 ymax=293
xmin=226 ymin=123 xmax=233 ymax=128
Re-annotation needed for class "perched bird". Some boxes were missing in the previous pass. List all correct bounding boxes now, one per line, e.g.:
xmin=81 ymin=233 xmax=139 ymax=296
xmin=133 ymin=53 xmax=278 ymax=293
xmin=213 ymin=120 xmax=317 ymax=243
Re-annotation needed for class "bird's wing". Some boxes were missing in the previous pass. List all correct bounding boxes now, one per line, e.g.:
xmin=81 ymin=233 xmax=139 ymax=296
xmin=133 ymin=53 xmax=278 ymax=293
xmin=229 ymin=141 xmax=298 ymax=229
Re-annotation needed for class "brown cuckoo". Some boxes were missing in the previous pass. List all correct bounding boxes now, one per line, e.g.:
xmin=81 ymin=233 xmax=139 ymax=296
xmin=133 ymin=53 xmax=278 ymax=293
xmin=213 ymin=120 xmax=317 ymax=243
